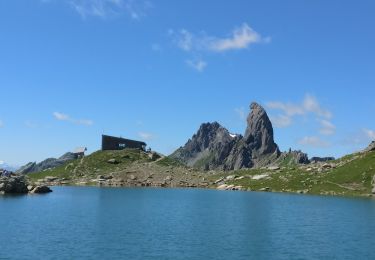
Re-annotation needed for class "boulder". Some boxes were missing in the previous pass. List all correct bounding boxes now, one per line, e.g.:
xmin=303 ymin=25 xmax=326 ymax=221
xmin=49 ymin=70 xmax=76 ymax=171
xmin=107 ymin=159 xmax=119 ymax=164
xmin=225 ymin=175 xmax=236 ymax=181
xmin=0 ymin=175 xmax=29 ymax=194
xmin=31 ymin=186 xmax=52 ymax=194
xmin=217 ymin=184 xmax=228 ymax=190
xmin=364 ymin=141 xmax=375 ymax=153
xmin=148 ymin=152 xmax=161 ymax=161
xmin=44 ymin=176 xmax=58 ymax=182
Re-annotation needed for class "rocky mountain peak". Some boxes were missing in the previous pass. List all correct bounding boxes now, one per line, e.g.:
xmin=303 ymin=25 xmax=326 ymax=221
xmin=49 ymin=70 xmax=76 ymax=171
xmin=244 ymin=102 xmax=278 ymax=154
xmin=171 ymin=101 xmax=281 ymax=170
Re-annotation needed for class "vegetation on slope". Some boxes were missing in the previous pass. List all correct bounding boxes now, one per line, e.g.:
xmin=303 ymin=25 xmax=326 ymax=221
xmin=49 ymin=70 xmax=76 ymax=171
xmin=212 ymin=151 xmax=375 ymax=197
xmin=28 ymin=147 xmax=375 ymax=197
xmin=28 ymin=149 xmax=153 ymax=182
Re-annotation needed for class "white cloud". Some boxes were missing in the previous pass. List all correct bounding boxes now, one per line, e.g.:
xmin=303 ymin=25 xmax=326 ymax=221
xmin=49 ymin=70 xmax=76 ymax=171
xmin=303 ymin=94 xmax=332 ymax=119
xmin=53 ymin=112 xmax=93 ymax=126
xmin=298 ymin=136 xmax=330 ymax=148
xmin=266 ymin=94 xmax=334 ymax=133
xmin=266 ymin=102 xmax=305 ymax=117
xmin=364 ymin=129 xmax=375 ymax=140
xmin=209 ymin=23 xmax=264 ymax=52
xmin=319 ymin=119 xmax=336 ymax=136
xmin=43 ymin=0 xmax=151 ymax=19
xmin=173 ymin=23 xmax=269 ymax=53
xmin=186 ymin=59 xmax=207 ymax=72
xmin=177 ymin=29 xmax=194 ymax=51
xmin=270 ymin=115 xmax=293 ymax=128
xmin=234 ymin=107 xmax=246 ymax=121
xmin=53 ymin=112 xmax=69 ymax=121
xmin=138 ymin=132 xmax=154 ymax=141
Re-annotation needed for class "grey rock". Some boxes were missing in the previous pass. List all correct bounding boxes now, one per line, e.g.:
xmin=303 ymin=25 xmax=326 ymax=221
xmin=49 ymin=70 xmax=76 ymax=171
xmin=225 ymin=175 xmax=236 ymax=181
xmin=148 ymin=152 xmax=161 ymax=161
xmin=364 ymin=141 xmax=375 ymax=153
xmin=170 ymin=102 xmax=281 ymax=170
xmin=0 ymin=175 xmax=29 ymax=194
xmin=107 ymin=159 xmax=119 ymax=164
xmin=31 ymin=186 xmax=52 ymax=194
xmin=310 ymin=157 xmax=335 ymax=163
xmin=44 ymin=176 xmax=59 ymax=182
xmin=17 ymin=152 xmax=78 ymax=175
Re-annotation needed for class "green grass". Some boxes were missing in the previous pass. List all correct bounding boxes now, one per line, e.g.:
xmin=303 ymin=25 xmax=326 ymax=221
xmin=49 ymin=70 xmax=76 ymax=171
xmin=27 ymin=147 xmax=375 ymax=197
xmin=156 ymin=157 xmax=184 ymax=167
xmin=209 ymin=151 xmax=375 ymax=197
xmin=193 ymin=153 xmax=215 ymax=169
xmin=28 ymin=149 xmax=153 ymax=182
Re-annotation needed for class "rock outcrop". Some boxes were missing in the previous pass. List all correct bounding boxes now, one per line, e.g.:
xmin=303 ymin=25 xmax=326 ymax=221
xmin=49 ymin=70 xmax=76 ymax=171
xmin=0 ymin=175 xmax=29 ymax=194
xmin=0 ymin=175 xmax=52 ymax=195
xmin=310 ymin=157 xmax=335 ymax=163
xmin=17 ymin=152 xmax=78 ymax=175
xmin=275 ymin=150 xmax=310 ymax=166
xmin=171 ymin=102 xmax=280 ymax=170
xmin=364 ymin=141 xmax=375 ymax=153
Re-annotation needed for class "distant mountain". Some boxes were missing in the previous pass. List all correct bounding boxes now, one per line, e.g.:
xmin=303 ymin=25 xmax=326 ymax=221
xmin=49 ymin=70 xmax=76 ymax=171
xmin=16 ymin=152 xmax=79 ymax=175
xmin=171 ymin=102 xmax=287 ymax=170
xmin=0 ymin=162 xmax=18 ymax=172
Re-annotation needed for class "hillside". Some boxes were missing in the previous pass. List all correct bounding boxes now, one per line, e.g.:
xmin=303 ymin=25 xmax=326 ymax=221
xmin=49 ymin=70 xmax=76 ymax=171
xmin=27 ymin=149 xmax=211 ymax=189
xmin=26 ymin=147 xmax=375 ymax=197
xmin=212 ymin=150 xmax=375 ymax=197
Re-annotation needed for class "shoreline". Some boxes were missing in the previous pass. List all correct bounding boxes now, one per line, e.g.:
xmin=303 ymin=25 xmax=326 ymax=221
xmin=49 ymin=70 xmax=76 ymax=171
xmin=43 ymin=182 xmax=375 ymax=200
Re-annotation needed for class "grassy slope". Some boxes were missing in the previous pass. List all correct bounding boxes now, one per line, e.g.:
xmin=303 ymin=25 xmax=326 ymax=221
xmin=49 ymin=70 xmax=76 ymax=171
xmin=216 ymin=151 xmax=375 ymax=196
xmin=28 ymin=148 xmax=375 ymax=197
xmin=28 ymin=149 xmax=153 ymax=182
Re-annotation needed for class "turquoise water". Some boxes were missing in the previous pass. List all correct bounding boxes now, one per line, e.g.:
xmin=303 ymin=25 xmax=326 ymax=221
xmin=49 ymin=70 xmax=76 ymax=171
xmin=1 ymin=187 xmax=375 ymax=260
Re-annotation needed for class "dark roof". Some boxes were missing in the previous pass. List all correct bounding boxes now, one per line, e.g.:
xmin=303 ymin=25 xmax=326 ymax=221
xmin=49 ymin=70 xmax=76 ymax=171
xmin=102 ymin=135 xmax=146 ymax=145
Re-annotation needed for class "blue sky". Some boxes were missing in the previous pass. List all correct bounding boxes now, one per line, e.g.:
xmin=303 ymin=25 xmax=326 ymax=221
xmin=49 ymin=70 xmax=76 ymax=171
xmin=1 ymin=0 xmax=375 ymax=166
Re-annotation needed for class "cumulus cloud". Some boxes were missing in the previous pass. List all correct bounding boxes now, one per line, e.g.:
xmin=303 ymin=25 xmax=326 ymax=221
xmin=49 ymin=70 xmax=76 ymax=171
xmin=298 ymin=136 xmax=330 ymax=148
xmin=186 ymin=59 xmax=207 ymax=72
xmin=303 ymin=95 xmax=332 ymax=119
xmin=209 ymin=23 xmax=266 ymax=52
xmin=270 ymin=115 xmax=293 ymax=128
xmin=172 ymin=23 xmax=269 ymax=53
xmin=42 ymin=0 xmax=151 ymax=19
xmin=266 ymin=94 xmax=335 ymax=133
xmin=319 ymin=119 xmax=336 ymax=136
xmin=266 ymin=102 xmax=305 ymax=117
xmin=53 ymin=112 xmax=93 ymax=126
xmin=138 ymin=132 xmax=154 ymax=141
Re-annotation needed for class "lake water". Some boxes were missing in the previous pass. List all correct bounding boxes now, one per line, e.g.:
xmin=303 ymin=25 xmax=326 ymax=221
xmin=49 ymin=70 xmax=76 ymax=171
xmin=1 ymin=187 xmax=375 ymax=260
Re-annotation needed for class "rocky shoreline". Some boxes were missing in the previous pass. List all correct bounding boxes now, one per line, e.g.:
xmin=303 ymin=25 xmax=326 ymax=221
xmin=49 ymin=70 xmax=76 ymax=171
xmin=0 ymin=174 xmax=52 ymax=195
